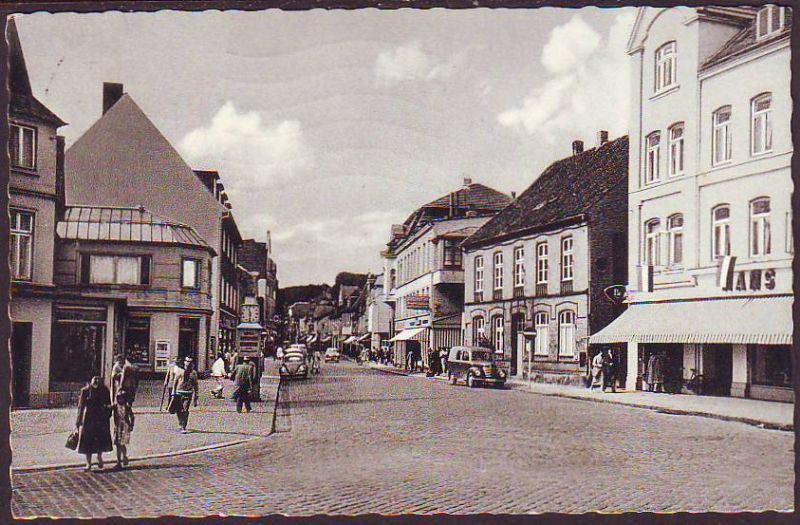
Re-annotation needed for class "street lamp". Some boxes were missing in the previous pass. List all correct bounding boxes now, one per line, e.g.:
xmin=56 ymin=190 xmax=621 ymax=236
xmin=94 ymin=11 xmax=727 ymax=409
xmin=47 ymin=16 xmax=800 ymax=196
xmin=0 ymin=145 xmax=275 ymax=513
xmin=521 ymin=323 xmax=537 ymax=390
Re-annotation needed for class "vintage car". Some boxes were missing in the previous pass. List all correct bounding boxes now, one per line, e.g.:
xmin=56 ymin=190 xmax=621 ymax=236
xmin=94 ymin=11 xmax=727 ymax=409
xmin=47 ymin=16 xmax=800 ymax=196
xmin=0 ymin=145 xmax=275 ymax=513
xmin=447 ymin=346 xmax=506 ymax=388
xmin=324 ymin=347 xmax=340 ymax=363
xmin=279 ymin=350 xmax=309 ymax=379
xmin=288 ymin=343 xmax=308 ymax=354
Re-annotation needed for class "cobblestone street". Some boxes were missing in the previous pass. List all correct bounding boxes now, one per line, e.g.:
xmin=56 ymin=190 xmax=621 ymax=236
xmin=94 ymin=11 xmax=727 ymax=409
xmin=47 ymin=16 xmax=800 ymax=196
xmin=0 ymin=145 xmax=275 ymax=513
xmin=12 ymin=360 xmax=794 ymax=517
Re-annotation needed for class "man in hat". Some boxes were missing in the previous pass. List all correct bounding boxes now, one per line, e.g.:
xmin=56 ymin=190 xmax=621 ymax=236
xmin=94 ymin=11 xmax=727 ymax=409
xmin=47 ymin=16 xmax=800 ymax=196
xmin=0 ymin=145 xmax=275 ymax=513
xmin=232 ymin=356 xmax=254 ymax=413
xmin=170 ymin=357 xmax=199 ymax=433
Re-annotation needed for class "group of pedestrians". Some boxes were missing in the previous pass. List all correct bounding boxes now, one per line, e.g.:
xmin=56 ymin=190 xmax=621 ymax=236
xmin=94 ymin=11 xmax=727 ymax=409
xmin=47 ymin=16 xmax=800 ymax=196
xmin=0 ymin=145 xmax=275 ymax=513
xmin=210 ymin=352 xmax=260 ymax=412
xmin=73 ymin=354 xmax=139 ymax=471
xmin=426 ymin=348 xmax=448 ymax=377
xmin=588 ymin=348 xmax=618 ymax=393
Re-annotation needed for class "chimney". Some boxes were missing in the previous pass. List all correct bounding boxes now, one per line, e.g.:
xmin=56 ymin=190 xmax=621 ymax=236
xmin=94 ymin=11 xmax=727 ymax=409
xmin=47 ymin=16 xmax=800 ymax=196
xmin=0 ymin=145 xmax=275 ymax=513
xmin=572 ymin=140 xmax=584 ymax=155
xmin=102 ymin=82 xmax=124 ymax=114
xmin=55 ymin=135 xmax=65 ymax=217
xmin=597 ymin=130 xmax=609 ymax=147
xmin=463 ymin=177 xmax=472 ymax=187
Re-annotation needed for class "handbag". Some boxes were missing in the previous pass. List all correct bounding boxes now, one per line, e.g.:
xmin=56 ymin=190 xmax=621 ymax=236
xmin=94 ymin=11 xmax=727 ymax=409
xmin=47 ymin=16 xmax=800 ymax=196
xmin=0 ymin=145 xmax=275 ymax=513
xmin=65 ymin=428 xmax=79 ymax=450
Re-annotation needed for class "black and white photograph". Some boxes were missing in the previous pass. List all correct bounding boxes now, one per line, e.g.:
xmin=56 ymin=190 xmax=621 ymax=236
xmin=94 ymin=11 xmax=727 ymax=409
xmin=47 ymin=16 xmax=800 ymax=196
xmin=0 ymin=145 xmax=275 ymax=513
xmin=4 ymin=0 xmax=795 ymax=518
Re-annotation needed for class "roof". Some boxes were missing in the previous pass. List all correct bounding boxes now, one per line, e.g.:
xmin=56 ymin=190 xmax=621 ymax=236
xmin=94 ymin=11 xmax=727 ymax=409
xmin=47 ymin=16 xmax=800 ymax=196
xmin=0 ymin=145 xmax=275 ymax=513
xmin=7 ymin=18 xmax=66 ymax=126
xmin=424 ymin=183 xmax=513 ymax=212
xmin=464 ymin=136 xmax=628 ymax=249
xmin=589 ymin=296 xmax=792 ymax=345
xmin=702 ymin=7 xmax=792 ymax=69
xmin=239 ymin=239 xmax=268 ymax=276
xmin=56 ymin=205 xmax=214 ymax=254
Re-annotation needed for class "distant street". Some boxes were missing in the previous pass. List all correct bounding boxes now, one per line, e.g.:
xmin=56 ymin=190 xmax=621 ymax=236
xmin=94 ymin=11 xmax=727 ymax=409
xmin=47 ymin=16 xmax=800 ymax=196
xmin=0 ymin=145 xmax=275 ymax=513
xmin=12 ymin=359 xmax=793 ymax=517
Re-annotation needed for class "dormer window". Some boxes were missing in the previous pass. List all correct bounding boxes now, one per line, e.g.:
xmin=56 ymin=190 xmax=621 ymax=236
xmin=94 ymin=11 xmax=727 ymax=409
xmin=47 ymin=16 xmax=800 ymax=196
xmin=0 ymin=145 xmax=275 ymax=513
xmin=654 ymin=42 xmax=677 ymax=92
xmin=756 ymin=5 xmax=785 ymax=39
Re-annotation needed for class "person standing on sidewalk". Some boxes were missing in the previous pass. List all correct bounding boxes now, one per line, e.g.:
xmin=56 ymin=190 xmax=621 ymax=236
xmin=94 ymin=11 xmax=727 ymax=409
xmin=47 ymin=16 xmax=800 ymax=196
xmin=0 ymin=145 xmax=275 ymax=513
xmin=589 ymin=350 xmax=604 ymax=392
xmin=170 ymin=357 xmax=199 ymax=433
xmin=439 ymin=347 xmax=448 ymax=376
xmin=75 ymin=375 xmax=113 ymax=471
xmin=232 ymin=356 xmax=254 ymax=413
xmin=112 ymin=390 xmax=134 ymax=469
xmin=601 ymin=349 xmax=617 ymax=393
xmin=111 ymin=353 xmax=139 ymax=406
xmin=211 ymin=353 xmax=227 ymax=398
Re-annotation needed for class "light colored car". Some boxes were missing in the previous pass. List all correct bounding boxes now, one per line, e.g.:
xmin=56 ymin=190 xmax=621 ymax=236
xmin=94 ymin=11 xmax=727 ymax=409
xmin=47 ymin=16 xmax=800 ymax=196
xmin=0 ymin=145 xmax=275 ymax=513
xmin=447 ymin=346 xmax=506 ymax=388
xmin=288 ymin=343 xmax=308 ymax=354
xmin=280 ymin=350 xmax=309 ymax=379
xmin=324 ymin=347 xmax=340 ymax=363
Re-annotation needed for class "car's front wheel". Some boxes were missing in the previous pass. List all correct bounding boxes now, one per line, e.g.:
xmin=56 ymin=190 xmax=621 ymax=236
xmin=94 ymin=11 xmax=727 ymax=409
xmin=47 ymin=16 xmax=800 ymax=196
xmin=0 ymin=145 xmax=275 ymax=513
xmin=466 ymin=373 xmax=476 ymax=388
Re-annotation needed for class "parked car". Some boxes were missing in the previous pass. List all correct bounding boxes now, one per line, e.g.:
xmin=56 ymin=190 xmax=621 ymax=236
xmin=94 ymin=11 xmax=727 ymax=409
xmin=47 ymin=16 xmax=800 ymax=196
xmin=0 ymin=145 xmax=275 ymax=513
xmin=447 ymin=346 xmax=506 ymax=388
xmin=288 ymin=343 xmax=308 ymax=354
xmin=280 ymin=350 xmax=309 ymax=379
xmin=324 ymin=347 xmax=340 ymax=363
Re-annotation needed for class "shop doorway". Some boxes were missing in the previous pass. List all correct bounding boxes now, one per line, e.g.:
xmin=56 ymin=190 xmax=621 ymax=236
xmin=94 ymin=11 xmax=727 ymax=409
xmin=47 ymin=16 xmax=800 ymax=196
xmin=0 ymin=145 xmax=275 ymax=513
xmin=178 ymin=317 xmax=200 ymax=363
xmin=11 ymin=322 xmax=32 ymax=407
xmin=640 ymin=343 xmax=683 ymax=393
xmin=703 ymin=344 xmax=733 ymax=396
xmin=405 ymin=340 xmax=421 ymax=371
xmin=51 ymin=306 xmax=107 ymax=392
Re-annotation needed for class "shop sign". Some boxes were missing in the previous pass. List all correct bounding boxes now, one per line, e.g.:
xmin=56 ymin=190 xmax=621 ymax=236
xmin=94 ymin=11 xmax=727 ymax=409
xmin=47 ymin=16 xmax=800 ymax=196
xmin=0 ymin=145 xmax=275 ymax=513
xmin=603 ymin=285 xmax=627 ymax=305
xmin=718 ymin=256 xmax=776 ymax=291
xmin=406 ymin=295 xmax=430 ymax=310
xmin=154 ymin=340 xmax=170 ymax=371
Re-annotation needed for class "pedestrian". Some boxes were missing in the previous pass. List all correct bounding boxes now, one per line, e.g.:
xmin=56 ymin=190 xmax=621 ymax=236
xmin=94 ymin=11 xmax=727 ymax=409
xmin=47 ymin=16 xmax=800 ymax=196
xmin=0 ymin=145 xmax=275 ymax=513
xmin=113 ymin=390 xmax=135 ymax=469
xmin=110 ymin=353 xmax=139 ymax=406
xmin=169 ymin=357 xmax=199 ymax=433
xmin=75 ymin=375 xmax=113 ymax=471
xmin=232 ymin=356 xmax=254 ymax=413
xmin=406 ymin=348 xmax=414 ymax=371
xmin=211 ymin=352 xmax=227 ymax=398
xmin=276 ymin=345 xmax=284 ymax=361
xmin=589 ymin=350 xmax=603 ymax=391
xmin=649 ymin=352 xmax=665 ymax=393
xmin=602 ymin=349 xmax=617 ymax=393
xmin=440 ymin=347 xmax=448 ymax=376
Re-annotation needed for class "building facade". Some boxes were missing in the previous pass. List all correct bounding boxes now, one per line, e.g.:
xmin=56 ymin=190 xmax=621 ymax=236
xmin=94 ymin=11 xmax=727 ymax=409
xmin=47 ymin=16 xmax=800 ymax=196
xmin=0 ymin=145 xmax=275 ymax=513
xmin=591 ymin=6 xmax=793 ymax=402
xmin=462 ymin=135 xmax=629 ymax=384
xmin=365 ymin=274 xmax=392 ymax=353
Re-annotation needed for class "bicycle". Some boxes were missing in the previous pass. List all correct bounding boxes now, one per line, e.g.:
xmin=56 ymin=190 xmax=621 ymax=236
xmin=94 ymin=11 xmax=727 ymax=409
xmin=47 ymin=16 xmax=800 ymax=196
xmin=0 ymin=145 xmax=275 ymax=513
xmin=685 ymin=368 xmax=704 ymax=395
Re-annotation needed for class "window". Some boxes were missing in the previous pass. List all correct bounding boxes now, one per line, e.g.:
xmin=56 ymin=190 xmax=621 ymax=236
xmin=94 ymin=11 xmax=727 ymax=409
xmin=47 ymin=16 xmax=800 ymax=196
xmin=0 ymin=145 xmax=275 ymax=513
xmin=654 ymin=41 xmax=677 ymax=92
xmin=752 ymin=344 xmax=791 ymax=387
xmin=513 ymin=246 xmax=525 ymax=288
xmin=667 ymin=214 xmax=684 ymax=266
xmin=750 ymin=198 xmax=771 ymax=257
xmin=443 ymin=239 xmax=462 ymax=268
xmin=474 ymin=256 xmax=484 ymax=292
xmin=560 ymin=237 xmax=574 ymax=281
xmin=756 ymin=5 xmax=785 ymax=39
xmin=558 ymin=310 xmax=576 ymax=357
xmin=87 ymin=255 xmax=144 ymax=285
xmin=534 ymin=312 xmax=549 ymax=356
xmin=668 ymin=123 xmax=685 ymax=176
xmin=493 ymin=252 xmax=503 ymax=290
xmin=473 ymin=316 xmax=485 ymax=346
xmin=645 ymin=219 xmax=661 ymax=266
xmin=712 ymin=106 xmax=732 ymax=165
xmin=712 ymin=205 xmax=731 ymax=259
xmin=9 ymin=123 xmax=36 ymax=170
xmin=492 ymin=316 xmax=504 ymax=354
xmin=536 ymin=242 xmax=548 ymax=284
xmin=645 ymin=132 xmax=661 ymax=183
xmin=182 ymin=258 xmax=199 ymax=289
xmin=751 ymin=93 xmax=773 ymax=155
xmin=10 ymin=209 xmax=33 ymax=280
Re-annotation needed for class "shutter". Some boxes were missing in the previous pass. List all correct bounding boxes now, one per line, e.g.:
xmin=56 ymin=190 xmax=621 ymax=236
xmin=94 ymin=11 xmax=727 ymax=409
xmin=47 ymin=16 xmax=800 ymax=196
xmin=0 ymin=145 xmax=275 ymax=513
xmin=140 ymin=256 xmax=151 ymax=285
xmin=80 ymin=253 xmax=91 ymax=284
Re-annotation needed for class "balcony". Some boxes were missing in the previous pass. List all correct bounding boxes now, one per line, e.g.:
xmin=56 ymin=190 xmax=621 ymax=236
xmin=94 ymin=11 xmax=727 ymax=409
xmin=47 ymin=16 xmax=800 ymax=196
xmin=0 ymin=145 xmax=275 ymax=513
xmin=535 ymin=283 xmax=547 ymax=297
xmin=432 ymin=267 xmax=464 ymax=286
xmin=492 ymin=289 xmax=503 ymax=301
xmin=513 ymin=286 xmax=525 ymax=298
xmin=560 ymin=280 xmax=573 ymax=295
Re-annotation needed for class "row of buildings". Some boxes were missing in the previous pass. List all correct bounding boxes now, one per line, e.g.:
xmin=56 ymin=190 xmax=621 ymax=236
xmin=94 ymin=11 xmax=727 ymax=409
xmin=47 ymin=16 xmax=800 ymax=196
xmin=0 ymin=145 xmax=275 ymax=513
xmin=8 ymin=19 xmax=278 ymax=407
xmin=292 ymin=5 xmax=793 ymax=403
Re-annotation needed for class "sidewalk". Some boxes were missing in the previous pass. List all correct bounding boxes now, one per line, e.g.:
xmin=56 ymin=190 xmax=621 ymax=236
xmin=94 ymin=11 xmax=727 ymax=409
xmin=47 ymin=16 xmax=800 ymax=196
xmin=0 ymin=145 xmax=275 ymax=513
xmin=11 ymin=377 xmax=279 ymax=471
xmin=367 ymin=362 xmax=794 ymax=431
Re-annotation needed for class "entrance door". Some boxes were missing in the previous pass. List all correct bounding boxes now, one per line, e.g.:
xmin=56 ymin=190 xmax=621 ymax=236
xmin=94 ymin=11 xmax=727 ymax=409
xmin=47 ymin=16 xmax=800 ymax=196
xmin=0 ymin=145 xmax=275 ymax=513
xmin=178 ymin=317 xmax=200 ymax=363
xmin=510 ymin=314 xmax=525 ymax=376
xmin=704 ymin=344 xmax=733 ymax=396
xmin=11 ymin=322 xmax=32 ymax=407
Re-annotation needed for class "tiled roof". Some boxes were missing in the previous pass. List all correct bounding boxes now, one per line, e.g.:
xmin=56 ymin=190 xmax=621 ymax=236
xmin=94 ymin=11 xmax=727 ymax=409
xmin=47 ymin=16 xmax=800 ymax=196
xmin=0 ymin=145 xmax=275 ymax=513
xmin=702 ymin=8 xmax=791 ymax=69
xmin=56 ymin=205 xmax=214 ymax=254
xmin=424 ymin=183 xmax=513 ymax=212
xmin=10 ymin=93 xmax=66 ymax=127
xmin=463 ymin=136 xmax=628 ymax=249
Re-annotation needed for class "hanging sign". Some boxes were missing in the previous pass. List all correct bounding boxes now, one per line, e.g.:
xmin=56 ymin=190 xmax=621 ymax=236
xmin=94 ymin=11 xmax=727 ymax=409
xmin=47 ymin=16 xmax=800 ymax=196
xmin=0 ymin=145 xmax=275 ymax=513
xmin=603 ymin=285 xmax=627 ymax=305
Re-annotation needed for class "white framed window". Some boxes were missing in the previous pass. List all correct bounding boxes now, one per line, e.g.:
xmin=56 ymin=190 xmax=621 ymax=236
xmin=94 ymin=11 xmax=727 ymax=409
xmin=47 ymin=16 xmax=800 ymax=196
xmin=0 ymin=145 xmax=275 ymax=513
xmin=787 ymin=211 xmax=793 ymax=254
xmin=668 ymin=123 xmax=685 ymax=176
xmin=756 ymin=5 xmax=785 ymax=39
xmin=474 ymin=255 xmax=484 ymax=293
xmin=645 ymin=132 xmax=661 ymax=184
xmin=654 ymin=41 xmax=677 ymax=92
xmin=750 ymin=197 xmax=771 ymax=257
xmin=645 ymin=219 xmax=661 ymax=266
xmin=493 ymin=251 xmax=503 ymax=290
xmin=9 ymin=123 xmax=37 ymax=170
xmin=560 ymin=237 xmax=574 ymax=281
xmin=513 ymin=246 xmax=525 ymax=288
xmin=536 ymin=242 xmax=548 ymax=284
xmin=443 ymin=240 xmax=462 ymax=268
xmin=492 ymin=315 xmax=504 ymax=354
xmin=558 ymin=310 xmax=576 ymax=357
xmin=89 ymin=255 xmax=141 ymax=285
xmin=182 ymin=258 xmax=199 ymax=289
xmin=534 ymin=311 xmax=549 ymax=356
xmin=473 ymin=316 xmax=485 ymax=345
xmin=712 ymin=205 xmax=731 ymax=260
xmin=712 ymin=106 xmax=732 ymax=165
xmin=751 ymin=93 xmax=773 ymax=156
xmin=10 ymin=209 xmax=34 ymax=280
xmin=667 ymin=214 xmax=684 ymax=266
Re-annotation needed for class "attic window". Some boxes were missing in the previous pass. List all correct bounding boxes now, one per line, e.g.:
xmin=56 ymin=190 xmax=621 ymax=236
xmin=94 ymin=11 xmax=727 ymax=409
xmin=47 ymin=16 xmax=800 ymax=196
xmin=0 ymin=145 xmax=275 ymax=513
xmin=756 ymin=5 xmax=784 ymax=39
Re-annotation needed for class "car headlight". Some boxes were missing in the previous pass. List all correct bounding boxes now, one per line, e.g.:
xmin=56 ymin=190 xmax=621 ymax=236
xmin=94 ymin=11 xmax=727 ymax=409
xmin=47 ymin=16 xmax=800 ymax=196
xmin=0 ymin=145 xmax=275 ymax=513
xmin=497 ymin=370 xmax=506 ymax=378
xmin=472 ymin=368 xmax=484 ymax=376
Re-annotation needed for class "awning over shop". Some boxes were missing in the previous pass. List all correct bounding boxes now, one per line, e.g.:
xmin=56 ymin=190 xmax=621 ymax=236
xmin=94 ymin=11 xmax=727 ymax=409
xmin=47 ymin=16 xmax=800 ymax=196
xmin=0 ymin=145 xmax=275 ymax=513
xmin=388 ymin=327 xmax=427 ymax=342
xmin=357 ymin=333 xmax=371 ymax=342
xmin=321 ymin=336 xmax=332 ymax=343
xmin=589 ymin=296 xmax=792 ymax=345
xmin=344 ymin=336 xmax=358 ymax=344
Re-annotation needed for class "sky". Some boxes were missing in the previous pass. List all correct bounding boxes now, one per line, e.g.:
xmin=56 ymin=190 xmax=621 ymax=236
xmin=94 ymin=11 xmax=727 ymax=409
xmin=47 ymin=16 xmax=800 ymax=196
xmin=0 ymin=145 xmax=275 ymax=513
xmin=15 ymin=7 xmax=636 ymax=287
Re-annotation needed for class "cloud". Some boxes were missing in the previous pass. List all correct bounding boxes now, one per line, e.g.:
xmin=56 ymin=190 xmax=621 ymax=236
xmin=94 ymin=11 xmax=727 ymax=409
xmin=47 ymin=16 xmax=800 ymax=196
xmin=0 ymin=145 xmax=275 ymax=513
xmin=179 ymin=101 xmax=314 ymax=189
xmin=498 ymin=10 xmax=636 ymax=144
xmin=374 ymin=41 xmax=463 ymax=87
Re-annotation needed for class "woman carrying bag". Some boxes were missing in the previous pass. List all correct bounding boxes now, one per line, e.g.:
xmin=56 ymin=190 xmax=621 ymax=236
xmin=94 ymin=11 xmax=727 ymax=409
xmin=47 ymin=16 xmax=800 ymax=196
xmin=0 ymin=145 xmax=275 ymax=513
xmin=74 ymin=375 xmax=113 ymax=471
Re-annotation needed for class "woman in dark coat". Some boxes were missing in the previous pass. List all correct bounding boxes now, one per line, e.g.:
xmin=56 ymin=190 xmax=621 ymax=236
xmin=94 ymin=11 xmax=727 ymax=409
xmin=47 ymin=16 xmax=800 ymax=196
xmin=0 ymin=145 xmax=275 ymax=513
xmin=76 ymin=375 xmax=113 ymax=471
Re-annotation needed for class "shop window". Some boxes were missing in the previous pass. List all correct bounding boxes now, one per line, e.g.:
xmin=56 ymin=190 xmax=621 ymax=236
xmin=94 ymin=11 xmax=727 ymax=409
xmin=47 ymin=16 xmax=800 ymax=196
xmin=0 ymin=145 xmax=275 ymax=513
xmin=712 ymin=205 xmax=731 ymax=260
xmin=654 ymin=41 xmax=677 ymax=92
xmin=751 ymin=93 xmax=773 ymax=155
xmin=752 ymin=344 xmax=791 ymax=387
xmin=534 ymin=312 xmax=549 ymax=356
xmin=750 ymin=197 xmax=771 ymax=257
xmin=10 ymin=209 xmax=34 ymax=281
xmin=9 ymin=123 xmax=36 ymax=170
xmin=50 ymin=306 xmax=107 ymax=386
xmin=182 ymin=258 xmax=199 ymax=289
xmin=712 ymin=106 xmax=732 ymax=165
xmin=558 ymin=310 xmax=576 ymax=357
xmin=645 ymin=132 xmax=661 ymax=184
xmin=667 ymin=214 xmax=683 ymax=266
xmin=668 ymin=123 xmax=685 ymax=176
xmin=126 ymin=317 xmax=151 ymax=366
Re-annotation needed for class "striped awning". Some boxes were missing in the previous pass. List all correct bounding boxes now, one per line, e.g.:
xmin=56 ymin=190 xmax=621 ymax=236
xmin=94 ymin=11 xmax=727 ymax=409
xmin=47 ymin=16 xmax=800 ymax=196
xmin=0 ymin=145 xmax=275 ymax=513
xmin=589 ymin=296 xmax=792 ymax=345
xmin=343 ymin=336 xmax=358 ymax=344
xmin=388 ymin=327 xmax=427 ymax=342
